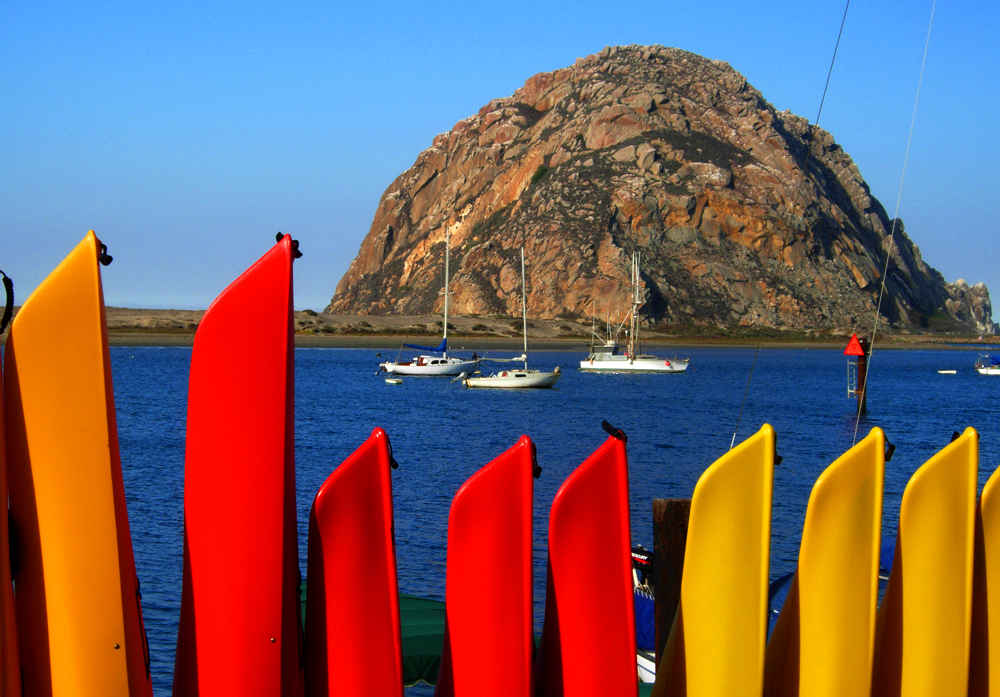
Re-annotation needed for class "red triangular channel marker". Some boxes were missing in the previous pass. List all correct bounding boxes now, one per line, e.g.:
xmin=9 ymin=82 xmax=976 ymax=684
xmin=844 ymin=333 xmax=865 ymax=357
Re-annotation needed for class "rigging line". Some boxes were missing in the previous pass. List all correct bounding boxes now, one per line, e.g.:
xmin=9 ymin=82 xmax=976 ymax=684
xmin=730 ymin=1 xmax=851 ymax=450
xmin=796 ymin=0 xmax=851 ymax=209
xmin=816 ymin=0 xmax=852 ymax=126
xmin=853 ymin=0 xmax=937 ymax=446
xmin=731 ymin=345 xmax=762 ymax=451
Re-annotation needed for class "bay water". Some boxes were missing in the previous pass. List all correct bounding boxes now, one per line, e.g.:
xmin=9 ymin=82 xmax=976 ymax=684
xmin=108 ymin=345 xmax=1000 ymax=694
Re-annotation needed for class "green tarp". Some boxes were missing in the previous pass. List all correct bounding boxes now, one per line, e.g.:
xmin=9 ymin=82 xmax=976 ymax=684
xmin=300 ymin=583 xmax=444 ymax=686
xmin=300 ymin=583 xmax=653 ymax=690
xmin=398 ymin=594 xmax=446 ymax=686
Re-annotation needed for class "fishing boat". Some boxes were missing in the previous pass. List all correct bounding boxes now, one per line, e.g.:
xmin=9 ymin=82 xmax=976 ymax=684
xmin=463 ymin=248 xmax=560 ymax=389
xmin=378 ymin=230 xmax=478 ymax=377
xmin=579 ymin=253 xmax=689 ymax=374
xmin=975 ymin=354 xmax=1000 ymax=375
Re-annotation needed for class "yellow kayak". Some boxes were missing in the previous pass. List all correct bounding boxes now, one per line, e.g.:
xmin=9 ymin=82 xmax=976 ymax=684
xmin=4 ymin=231 xmax=152 ymax=696
xmin=871 ymin=428 xmax=977 ymax=697
xmin=764 ymin=428 xmax=885 ymax=697
xmin=652 ymin=424 xmax=775 ymax=697
xmin=970 ymin=459 xmax=1000 ymax=696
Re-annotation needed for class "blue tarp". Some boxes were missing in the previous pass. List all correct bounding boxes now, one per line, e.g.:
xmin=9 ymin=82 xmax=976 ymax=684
xmin=634 ymin=589 xmax=656 ymax=650
xmin=767 ymin=572 xmax=795 ymax=639
xmin=402 ymin=338 xmax=447 ymax=353
xmin=880 ymin=536 xmax=896 ymax=573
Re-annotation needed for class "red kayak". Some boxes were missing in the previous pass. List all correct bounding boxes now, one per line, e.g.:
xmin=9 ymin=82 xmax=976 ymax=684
xmin=304 ymin=427 xmax=402 ymax=697
xmin=0 ymin=275 xmax=19 ymax=697
xmin=536 ymin=429 xmax=637 ymax=697
xmin=172 ymin=235 xmax=301 ymax=697
xmin=434 ymin=436 xmax=536 ymax=697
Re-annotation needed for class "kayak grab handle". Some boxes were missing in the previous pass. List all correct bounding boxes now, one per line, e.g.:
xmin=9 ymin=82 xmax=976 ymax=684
xmin=276 ymin=232 xmax=304 ymax=259
xmin=531 ymin=440 xmax=542 ymax=479
xmin=601 ymin=420 xmax=627 ymax=443
xmin=386 ymin=432 xmax=399 ymax=470
xmin=0 ymin=270 xmax=12 ymax=333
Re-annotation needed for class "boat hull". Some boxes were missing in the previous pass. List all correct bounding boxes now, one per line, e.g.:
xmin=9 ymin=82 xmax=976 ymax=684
xmin=304 ymin=428 xmax=402 ymax=697
xmin=0 ymin=356 xmax=18 ymax=697
xmin=579 ymin=357 xmax=688 ymax=373
xmin=977 ymin=367 xmax=1000 ymax=376
xmin=536 ymin=434 xmax=637 ymax=697
xmin=4 ymin=231 xmax=152 ymax=697
xmin=173 ymin=236 xmax=301 ymax=697
xmin=381 ymin=357 xmax=477 ymax=376
xmin=464 ymin=370 xmax=560 ymax=388
xmin=435 ymin=437 xmax=535 ymax=696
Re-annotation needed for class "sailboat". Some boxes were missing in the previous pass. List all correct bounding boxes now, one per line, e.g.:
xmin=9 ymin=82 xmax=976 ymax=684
xmin=463 ymin=248 xmax=561 ymax=389
xmin=975 ymin=354 xmax=1000 ymax=375
xmin=378 ymin=230 xmax=478 ymax=377
xmin=579 ymin=252 xmax=690 ymax=374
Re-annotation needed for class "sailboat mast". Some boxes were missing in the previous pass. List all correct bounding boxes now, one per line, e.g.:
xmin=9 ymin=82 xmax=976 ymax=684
xmin=635 ymin=251 xmax=642 ymax=356
xmin=521 ymin=247 xmax=528 ymax=370
xmin=627 ymin=253 xmax=636 ymax=359
xmin=443 ymin=229 xmax=450 ymax=357
xmin=590 ymin=299 xmax=596 ymax=351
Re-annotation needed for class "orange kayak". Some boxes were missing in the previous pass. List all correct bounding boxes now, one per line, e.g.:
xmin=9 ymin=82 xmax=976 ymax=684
xmin=4 ymin=231 xmax=151 ymax=697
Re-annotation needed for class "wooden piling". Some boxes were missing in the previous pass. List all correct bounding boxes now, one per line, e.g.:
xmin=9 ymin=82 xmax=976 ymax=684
xmin=856 ymin=337 xmax=870 ymax=415
xmin=652 ymin=498 xmax=691 ymax=664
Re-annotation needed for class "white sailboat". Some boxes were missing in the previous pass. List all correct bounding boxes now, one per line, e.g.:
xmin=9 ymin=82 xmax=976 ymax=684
xmin=463 ymin=248 xmax=561 ymax=389
xmin=976 ymin=354 xmax=1000 ymax=375
xmin=579 ymin=252 xmax=690 ymax=374
xmin=378 ymin=230 xmax=478 ymax=377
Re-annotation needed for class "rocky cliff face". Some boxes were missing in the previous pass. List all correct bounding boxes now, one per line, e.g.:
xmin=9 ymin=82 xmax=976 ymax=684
xmin=327 ymin=45 xmax=996 ymax=335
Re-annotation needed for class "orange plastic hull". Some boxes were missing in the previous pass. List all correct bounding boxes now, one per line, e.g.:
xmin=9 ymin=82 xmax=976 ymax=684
xmin=4 ymin=231 xmax=151 ymax=697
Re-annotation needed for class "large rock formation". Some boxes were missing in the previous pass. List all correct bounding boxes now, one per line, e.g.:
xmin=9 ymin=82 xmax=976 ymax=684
xmin=327 ymin=45 xmax=996 ymax=335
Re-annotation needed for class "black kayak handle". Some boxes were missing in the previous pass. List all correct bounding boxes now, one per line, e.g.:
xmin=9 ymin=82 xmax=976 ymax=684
xmin=602 ymin=420 xmax=627 ymax=443
xmin=0 ymin=270 xmax=12 ymax=333
xmin=276 ymin=232 xmax=303 ymax=259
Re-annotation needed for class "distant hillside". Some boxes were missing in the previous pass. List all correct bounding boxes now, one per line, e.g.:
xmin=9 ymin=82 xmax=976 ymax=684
xmin=327 ymin=45 xmax=996 ymax=335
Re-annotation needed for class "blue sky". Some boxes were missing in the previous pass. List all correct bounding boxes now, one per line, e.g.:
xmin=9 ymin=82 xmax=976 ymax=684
xmin=2 ymin=0 xmax=997 ymax=314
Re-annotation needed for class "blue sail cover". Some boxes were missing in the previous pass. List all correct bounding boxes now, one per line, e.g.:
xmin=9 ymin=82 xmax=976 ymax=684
xmin=992 ymin=356 xmax=1000 ymax=366
xmin=402 ymin=338 xmax=447 ymax=353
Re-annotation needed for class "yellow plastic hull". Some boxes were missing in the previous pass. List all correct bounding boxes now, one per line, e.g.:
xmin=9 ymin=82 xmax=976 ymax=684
xmin=653 ymin=424 xmax=775 ymax=697
xmin=764 ymin=428 xmax=885 ymax=697
xmin=871 ymin=428 xmax=977 ymax=697
xmin=3 ymin=231 xmax=151 ymax=697
xmin=970 ymin=459 xmax=1000 ymax=696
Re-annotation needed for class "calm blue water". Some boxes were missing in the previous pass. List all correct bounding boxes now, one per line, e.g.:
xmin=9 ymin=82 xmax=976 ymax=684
xmin=109 ymin=345 xmax=1000 ymax=695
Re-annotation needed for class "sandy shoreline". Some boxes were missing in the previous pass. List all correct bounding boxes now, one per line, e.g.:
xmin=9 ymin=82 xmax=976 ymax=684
xmin=105 ymin=335 xmax=997 ymax=352
xmin=2 ymin=306 xmax=993 ymax=351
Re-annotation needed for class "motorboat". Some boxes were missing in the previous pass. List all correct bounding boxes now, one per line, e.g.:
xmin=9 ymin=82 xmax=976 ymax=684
xmin=463 ymin=248 xmax=560 ymax=389
xmin=579 ymin=253 xmax=689 ymax=374
xmin=580 ymin=337 xmax=689 ymax=373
